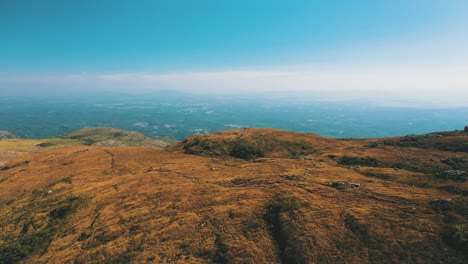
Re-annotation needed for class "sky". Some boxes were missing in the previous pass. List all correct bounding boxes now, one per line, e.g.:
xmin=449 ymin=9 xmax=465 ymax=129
xmin=1 ymin=0 xmax=468 ymax=105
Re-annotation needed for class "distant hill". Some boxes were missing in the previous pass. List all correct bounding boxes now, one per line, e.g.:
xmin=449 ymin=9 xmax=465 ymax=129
xmin=0 ymin=128 xmax=467 ymax=263
xmin=377 ymin=130 xmax=468 ymax=153
xmin=169 ymin=128 xmax=341 ymax=159
xmin=39 ymin=127 xmax=177 ymax=149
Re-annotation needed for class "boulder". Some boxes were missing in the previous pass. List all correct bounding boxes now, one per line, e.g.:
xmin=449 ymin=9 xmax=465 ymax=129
xmin=0 ymin=131 xmax=17 ymax=140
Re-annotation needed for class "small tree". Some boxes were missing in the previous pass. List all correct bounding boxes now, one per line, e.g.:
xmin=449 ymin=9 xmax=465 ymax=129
xmin=464 ymin=126 xmax=468 ymax=132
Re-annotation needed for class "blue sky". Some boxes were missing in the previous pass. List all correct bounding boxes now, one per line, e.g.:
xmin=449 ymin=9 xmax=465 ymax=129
xmin=1 ymin=0 xmax=468 ymax=105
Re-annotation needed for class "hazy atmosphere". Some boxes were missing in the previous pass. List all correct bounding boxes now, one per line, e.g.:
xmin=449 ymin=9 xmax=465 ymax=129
xmin=1 ymin=0 xmax=468 ymax=106
xmin=1 ymin=1 xmax=467 ymax=140
xmin=2 ymin=2 xmax=468 ymax=263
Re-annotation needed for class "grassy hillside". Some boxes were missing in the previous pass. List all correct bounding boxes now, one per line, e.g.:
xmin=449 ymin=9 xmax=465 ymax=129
xmin=0 ymin=128 xmax=467 ymax=263
xmin=57 ymin=127 xmax=176 ymax=148
xmin=0 ymin=139 xmax=43 ymax=166
xmin=0 ymin=127 xmax=176 ymax=166
xmin=168 ymin=128 xmax=341 ymax=159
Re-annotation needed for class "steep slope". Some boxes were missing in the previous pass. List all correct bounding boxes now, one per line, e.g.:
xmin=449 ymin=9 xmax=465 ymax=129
xmin=0 ymin=128 xmax=467 ymax=263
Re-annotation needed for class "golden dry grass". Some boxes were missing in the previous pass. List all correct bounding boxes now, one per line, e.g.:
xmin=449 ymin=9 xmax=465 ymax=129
xmin=0 ymin=139 xmax=44 ymax=166
xmin=0 ymin=128 xmax=467 ymax=263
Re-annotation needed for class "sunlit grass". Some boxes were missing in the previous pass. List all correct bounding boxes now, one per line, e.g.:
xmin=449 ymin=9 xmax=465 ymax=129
xmin=0 ymin=139 xmax=44 ymax=149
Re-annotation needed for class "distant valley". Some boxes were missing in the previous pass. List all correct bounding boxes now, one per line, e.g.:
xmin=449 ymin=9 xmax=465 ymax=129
xmin=1 ymin=94 xmax=467 ymax=140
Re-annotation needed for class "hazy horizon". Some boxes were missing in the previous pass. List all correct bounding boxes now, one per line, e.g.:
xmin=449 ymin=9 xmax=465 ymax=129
xmin=1 ymin=1 xmax=468 ymax=107
xmin=1 ymin=1 xmax=468 ymax=139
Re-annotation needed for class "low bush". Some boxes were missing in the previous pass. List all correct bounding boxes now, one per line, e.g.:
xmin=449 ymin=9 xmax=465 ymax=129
xmin=339 ymin=156 xmax=379 ymax=167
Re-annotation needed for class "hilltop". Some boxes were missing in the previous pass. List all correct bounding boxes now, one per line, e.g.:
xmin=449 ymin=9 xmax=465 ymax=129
xmin=0 ymin=128 xmax=467 ymax=263
xmin=0 ymin=127 xmax=175 ymax=166
xmin=44 ymin=127 xmax=176 ymax=149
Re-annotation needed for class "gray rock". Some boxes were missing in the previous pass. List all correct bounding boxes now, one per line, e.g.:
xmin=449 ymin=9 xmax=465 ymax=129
xmin=0 ymin=130 xmax=17 ymax=140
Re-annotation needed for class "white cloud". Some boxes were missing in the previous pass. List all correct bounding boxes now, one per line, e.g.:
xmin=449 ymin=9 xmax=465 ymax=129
xmin=1 ymin=64 xmax=468 ymax=107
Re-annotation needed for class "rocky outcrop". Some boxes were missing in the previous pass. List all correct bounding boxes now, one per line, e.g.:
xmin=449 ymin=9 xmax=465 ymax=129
xmin=0 ymin=131 xmax=17 ymax=140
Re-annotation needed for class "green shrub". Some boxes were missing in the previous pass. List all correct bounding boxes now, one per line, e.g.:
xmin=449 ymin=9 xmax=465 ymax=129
xmin=264 ymin=198 xmax=307 ymax=264
xmin=344 ymin=213 xmax=371 ymax=246
xmin=229 ymin=142 xmax=264 ymax=160
xmin=231 ymin=177 xmax=252 ymax=185
xmin=0 ymin=228 xmax=55 ymax=263
xmin=214 ymin=234 xmax=228 ymax=264
xmin=339 ymin=156 xmax=379 ymax=167
xmin=328 ymin=181 xmax=346 ymax=190
xmin=435 ymin=170 xmax=467 ymax=182
xmin=429 ymin=199 xmax=453 ymax=213
xmin=392 ymin=162 xmax=426 ymax=173
xmin=438 ymin=186 xmax=468 ymax=196
xmin=442 ymin=223 xmax=468 ymax=252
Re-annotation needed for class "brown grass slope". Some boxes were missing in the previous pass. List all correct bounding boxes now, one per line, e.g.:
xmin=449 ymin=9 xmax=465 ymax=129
xmin=0 ymin=128 xmax=467 ymax=263
xmin=168 ymin=128 xmax=342 ymax=159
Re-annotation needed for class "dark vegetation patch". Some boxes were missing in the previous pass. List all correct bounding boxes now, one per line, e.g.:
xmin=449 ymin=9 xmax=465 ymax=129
xmin=328 ymin=181 xmax=346 ymax=190
xmin=283 ymin=175 xmax=303 ymax=181
xmin=0 ymin=195 xmax=85 ymax=263
xmin=360 ymin=171 xmax=392 ymax=181
xmin=0 ymin=175 xmax=12 ymax=183
xmin=435 ymin=170 xmax=467 ymax=182
xmin=392 ymin=162 xmax=428 ymax=173
xmin=36 ymin=142 xmax=55 ymax=148
xmin=46 ymin=176 xmax=73 ymax=188
xmin=264 ymin=197 xmax=308 ymax=264
xmin=48 ymin=197 xmax=80 ymax=220
xmin=438 ymin=186 xmax=468 ymax=196
xmin=181 ymin=134 xmax=315 ymax=160
xmin=405 ymin=181 xmax=430 ymax=188
xmin=0 ymin=160 xmax=29 ymax=171
xmin=214 ymin=234 xmax=228 ymax=264
xmin=65 ymin=134 xmax=98 ymax=146
xmin=0 ymin=227 xmax=55 ymax=263
xmin=230 ymin=177 xmax=253 ymax=185
xmin=441 ymin=157 xmax=468 ymax=170
xmin=429 ymin=199 xmax=454 ymax=213
xmin=428 ymin=197 xmax=468 ymax=255
xmin=361 ymin=171 xmax=431 ymax=188
xmin=337 ymin=210 xmax=466 ymax=263
xmin=78 ymin=232 xmax=91 ymax=242
xmin=343 ymin=213 xmax=371 ymax=246
xmin=338 ymin=156 xmax=379 ymax=167
xmin=381 ymin=132 xmax=468 ymax=153
xmin=365 ymin=142 xmax=382 ymax=148
xmin=229 ymin=141 xmax=264 ymax=160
